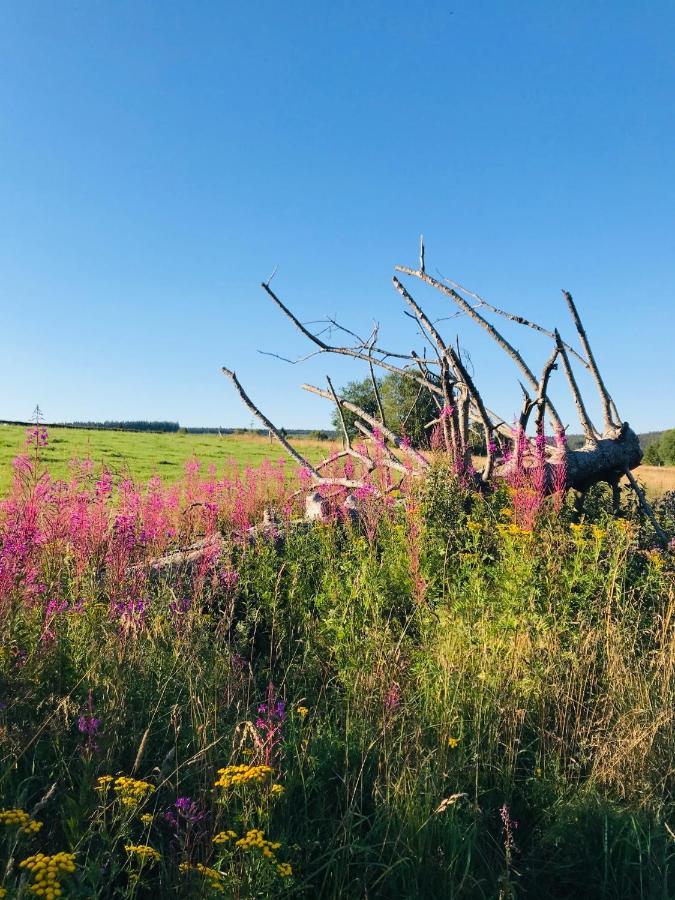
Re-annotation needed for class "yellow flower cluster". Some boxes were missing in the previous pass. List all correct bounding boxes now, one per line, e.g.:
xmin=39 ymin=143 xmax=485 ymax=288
xmin=645 ymin=549 xmax=665 ymax=570
xmin=140 ymin=813 xmax=153 ymax=825
xmin=447 ymin=737 xmax=460 ymax=749
xmin=0 ymin=807 xmax=43 ymax=834
xmin=96 ymin=775 xmax=155 ymax=807
xmin=277 ymin=862 xmax=293 ymax=877
xmin=570 ymin=523 xmax=608 ymax=543
xmin=124 ymin=844 xmax=161 ymax=864
xmin=497 ymin=523 xmax=531 ymax=537
xmin=213 ymin=829 xmax=238 ymax=844
xmin=19 ymin=851 xmax=76 ymax=898
xmin=179 ymin=862 xmax=225 ymax=894
xmin=236 ymin=828 xmax=281 ymax=859
xmin=0 ymin=807 xmax=30 ymax=826
xmin=270 ymin=783 xmax=285 ymax=796
xmin=214 ymin=764 xmax=273 ymax=790
xmin=114 ymin=776 xmax=155 ymax=805
xmin=296 ymin=706 xmax=309 ymax=718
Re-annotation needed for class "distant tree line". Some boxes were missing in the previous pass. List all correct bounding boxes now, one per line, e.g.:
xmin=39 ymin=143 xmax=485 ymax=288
xmin=0 ymin=419 xmax=337 ymax=438
xmin=70 ymin=421 xmax=181 ymax=433
xmin=642 ymin=429 xmax=675 ymax=466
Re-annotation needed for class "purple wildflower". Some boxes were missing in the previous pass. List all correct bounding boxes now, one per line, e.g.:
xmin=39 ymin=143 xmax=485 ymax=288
xmin=384 ymin=681 xmax=401 ymax=711
xmin=256 ymin=683 xmax=286 ymax=767
xmin=78 ymin=690 xmax=102 ymax=754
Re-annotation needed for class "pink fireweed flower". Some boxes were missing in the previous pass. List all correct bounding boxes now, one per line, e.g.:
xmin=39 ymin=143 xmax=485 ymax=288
xmin=371 ymin=427 xmax=385 ymax=449
xmin=299 ymin=467 xmax=314 ymax=492
xmin=354 ymin=483 xmax=376 ymax=501
xmin=164 ymin=796 xmax=207 ymax=831
xmin=430 ymin=423 xmax=444 ymax=451
xmin=112 ymin=598 xmax=147 ymax=632
xmin=255 ymin=684 xmax=286 ymax=767
xmin=220 ymin=569 xmax=239 ymax=591
xmin=12 ymin=454 xmax=33 ymax=477
xmin=25 ymin=425 xmax=48 ymax=448
xmin=78 ymin=714 xmax=102 ymax=737
xmin=500 ymin=802 xmax=519 ymax=858
xmin=41 ymin=599 xmax=69 ymax=643
xmin=78 ymin=689 xmax=101 ymax=754
xmin=185 ymin=458 xmax=201 ymax=476
xmin=384 ymin=681 xmax=401 ymax=711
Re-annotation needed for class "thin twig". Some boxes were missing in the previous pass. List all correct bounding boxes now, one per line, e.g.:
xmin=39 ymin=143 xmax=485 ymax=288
xmin=439 ymin=273 xmax=590 ymax=369
xmin=222 ymin=368 xmax=321 ymax=477
xmin=302 ymin=383 xmax=429 ymax=469
xmin=327 ymin=376 xmax=351 ymax=450
xmin=562 ymin=290 xmax=620 ymax=432
xmin=396 ymin=265 xmax=564 ymax=431
xmin=553 ymin=331 xmax=598 ymax=445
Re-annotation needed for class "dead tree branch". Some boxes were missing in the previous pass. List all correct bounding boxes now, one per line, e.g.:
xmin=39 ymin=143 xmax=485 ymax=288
xmin=395 ymin=266 xmax=564 ymax=432
xmin=553 ymin=330 xmax=598 ymax=445
xmin=562 ymin=290 xmax=620 ymax=434
xmin=327 ymin=375 xmax=351 ymax=450
xmin=222 ymin=368 xmax=321 ymax=476
xmin=440 ymin=274 xmax=589 ymax=370
xmin=301 ymin=383 xmax=429 ymax=470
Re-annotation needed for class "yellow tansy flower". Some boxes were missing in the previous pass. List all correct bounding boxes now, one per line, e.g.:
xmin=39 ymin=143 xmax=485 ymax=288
xmin=124 ymin=844 xmax=161 ymax=864
xmin=214 ymin=764 xmax=273 ymax=790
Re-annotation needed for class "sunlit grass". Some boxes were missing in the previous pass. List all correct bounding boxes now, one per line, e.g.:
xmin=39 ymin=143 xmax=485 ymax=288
xmin=0 ymin=424 xmax=333 ymax=494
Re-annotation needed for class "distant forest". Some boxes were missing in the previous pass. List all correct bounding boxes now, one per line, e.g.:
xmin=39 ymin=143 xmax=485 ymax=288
xmin=566 ymin=431 xmax=666 ymax=452
xmin=66 ymin=421 xmax=334 ymax=437
xmin=0 ymin=419 xmax=335 ymax=438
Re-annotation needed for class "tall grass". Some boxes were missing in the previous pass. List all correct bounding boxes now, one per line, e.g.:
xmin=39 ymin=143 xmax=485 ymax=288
xmin=0 ymin=437 xmax=673 ymax=898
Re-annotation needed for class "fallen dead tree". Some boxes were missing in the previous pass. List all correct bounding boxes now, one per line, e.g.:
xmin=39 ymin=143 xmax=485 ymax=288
xmin=223 ymin=241 xmax=665 ymax=544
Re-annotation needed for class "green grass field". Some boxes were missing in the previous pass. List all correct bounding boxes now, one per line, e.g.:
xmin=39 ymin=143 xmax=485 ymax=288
xmin=2 ymin=423 xmax=673 ymax=498
xmin=0 ymin=424 xmax=332 ymax=494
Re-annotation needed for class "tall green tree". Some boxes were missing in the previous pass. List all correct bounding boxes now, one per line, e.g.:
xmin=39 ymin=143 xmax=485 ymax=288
xmin=643 ymin=429 xmax=675 ymax=466
xmin=331 ymin=371 xmax=439 ymax=448
xmin=658 ymin=429 xmax=675 ymax=465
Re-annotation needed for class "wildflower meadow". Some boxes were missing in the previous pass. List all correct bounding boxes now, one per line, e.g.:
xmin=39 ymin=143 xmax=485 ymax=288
xmin=0 ymin=426 xmax=673 ymax=898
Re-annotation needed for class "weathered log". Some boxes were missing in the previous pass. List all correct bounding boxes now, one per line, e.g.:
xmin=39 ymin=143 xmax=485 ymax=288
xmin=566 ymin=424 xmax=642 ymax=493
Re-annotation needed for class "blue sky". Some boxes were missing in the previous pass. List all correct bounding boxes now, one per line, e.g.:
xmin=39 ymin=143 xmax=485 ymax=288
xmin=1 ymin=1 xmax=673 ymax=431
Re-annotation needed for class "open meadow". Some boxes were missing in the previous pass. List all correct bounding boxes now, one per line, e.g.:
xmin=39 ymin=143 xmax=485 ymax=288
xmin=0 ymin=424 xmax=672 ymax=499
xmin=0 ymin=425 xmax=333 ymax=496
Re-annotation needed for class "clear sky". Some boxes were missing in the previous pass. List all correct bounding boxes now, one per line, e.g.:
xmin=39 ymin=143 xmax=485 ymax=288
xmin=1 ymin=1 xmax=673 ymax=432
